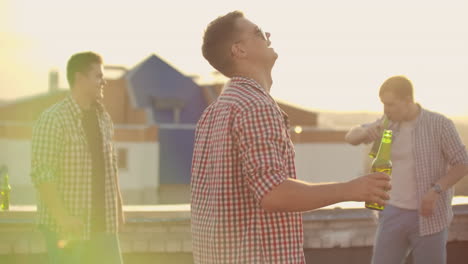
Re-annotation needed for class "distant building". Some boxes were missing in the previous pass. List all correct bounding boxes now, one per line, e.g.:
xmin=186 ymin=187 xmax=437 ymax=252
xmin=0 ymin=54 xmax=366 ymax=205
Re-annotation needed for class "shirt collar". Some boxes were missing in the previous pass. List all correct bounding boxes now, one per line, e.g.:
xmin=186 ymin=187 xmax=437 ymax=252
xmin=229 ymin=76 xmax=289 ymax=121
xmin=65 ymin=94 xmax=105 ymax=120
xmin=64 ymin=94 xmax=83 ymax=120
xmin=229 ymin=76 xmax=269 ymax=96
xmin=413 ymin=103 xmax=426 ymax=127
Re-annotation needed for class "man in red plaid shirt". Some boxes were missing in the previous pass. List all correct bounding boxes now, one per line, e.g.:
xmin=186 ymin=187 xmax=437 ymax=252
xmin=191 ymin=11 xmax=391 ymax=263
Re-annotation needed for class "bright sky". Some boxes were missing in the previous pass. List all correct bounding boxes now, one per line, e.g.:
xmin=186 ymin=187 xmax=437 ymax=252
xmin=1 ymin=0 xmax=467 ymax=116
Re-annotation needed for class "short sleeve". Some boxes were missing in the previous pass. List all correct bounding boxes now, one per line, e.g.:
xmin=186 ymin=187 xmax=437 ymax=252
xmin=441 ymin=117 xmax=468 ymax=166
xmin=30 ymin=113 xmax=63 ymax=186
xmin=234 ymin=103 xmax=291 ymax=202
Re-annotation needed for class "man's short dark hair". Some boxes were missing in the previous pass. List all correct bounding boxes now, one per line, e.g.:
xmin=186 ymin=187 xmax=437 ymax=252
xmin=66 ymin=51 xmax=103 ymax=89
xmin=202 ymin=11 xmax=244 ymax=77
xmin=379 ymin=75 xmax=414 ymax=100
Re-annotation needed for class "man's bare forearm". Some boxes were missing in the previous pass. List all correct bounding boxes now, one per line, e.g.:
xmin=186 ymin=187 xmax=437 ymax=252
xmin=345 ymin=126 xmax=369 ymax=145
xmin=260 ymin=173 xmax=390 ymax=213
xmin=435 ymin=164 xmax=468 ymax=191
xmin=260 ymin=178 xmax=347 ymax=212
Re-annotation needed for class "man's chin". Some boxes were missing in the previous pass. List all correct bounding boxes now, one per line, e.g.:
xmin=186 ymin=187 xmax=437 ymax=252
xmin=271 ymin=48 xmax=278 ymax=59
xmin=270 ymin=50 xmax=278 ymax=65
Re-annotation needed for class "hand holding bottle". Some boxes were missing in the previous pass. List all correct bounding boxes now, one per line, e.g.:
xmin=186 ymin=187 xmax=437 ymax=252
xmin=366 ymin=129 xmax=393 ymax=210
xmin=346 ymin=172 xmax=391 ymax=206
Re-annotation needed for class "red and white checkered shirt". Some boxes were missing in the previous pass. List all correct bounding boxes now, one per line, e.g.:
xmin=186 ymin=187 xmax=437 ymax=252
xmin=367 ymin=107 xmax=468 ymax=236
xmin=191 ymin=77 xmax=305 ymax=263
xmin=31 ymin=95 xmax=122 ymax=240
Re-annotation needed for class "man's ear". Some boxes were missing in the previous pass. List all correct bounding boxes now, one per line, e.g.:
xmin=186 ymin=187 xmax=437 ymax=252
xmin=74 ymin=71 xmax=83 ymax=83
xmin=231 ymin=43 xmax=247 ymax=59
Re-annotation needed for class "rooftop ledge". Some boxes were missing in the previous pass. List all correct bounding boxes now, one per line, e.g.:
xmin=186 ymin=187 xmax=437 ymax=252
xmin=1 ymin=197 xmax=468 ymax=224
xmin=1 ymin=198 xmax=467 ymax=254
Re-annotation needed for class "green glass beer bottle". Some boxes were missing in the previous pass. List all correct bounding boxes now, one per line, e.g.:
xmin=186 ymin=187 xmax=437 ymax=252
xmin=368 ymin=116 xmax=389 ymax=158
xmin=365 ymin=129 xmax=392 ymax=211
xmin=0 ymin=167 xmax=11 ymax=211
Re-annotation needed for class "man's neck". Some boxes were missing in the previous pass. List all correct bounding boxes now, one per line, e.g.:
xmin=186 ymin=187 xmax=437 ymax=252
xmin=404 ymin=103 xmax=420 ymax=122
xmin=232 ymin=66 xmax=273 ymax=93
xmin=71 ymin=88 xmax=94 ymax=111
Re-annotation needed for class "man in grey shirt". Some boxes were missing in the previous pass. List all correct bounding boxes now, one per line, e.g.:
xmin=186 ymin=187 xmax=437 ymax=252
xmin=345 ymin=75 xmax=468 ymax=264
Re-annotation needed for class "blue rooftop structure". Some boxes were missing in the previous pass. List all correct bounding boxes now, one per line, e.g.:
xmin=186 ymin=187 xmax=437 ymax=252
xmin=125 ymin=54 xmax=209 ymax=185
xmin=126 ymin=54 xmax=207 ymax=124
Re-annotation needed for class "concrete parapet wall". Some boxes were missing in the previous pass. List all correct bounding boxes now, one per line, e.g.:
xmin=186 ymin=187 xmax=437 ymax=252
xmin=0 ymin=202 xmax=467 ymax=261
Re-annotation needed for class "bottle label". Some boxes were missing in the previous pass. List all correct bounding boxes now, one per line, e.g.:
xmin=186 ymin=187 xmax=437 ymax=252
xmin=372 ymin=167 xmax=392 ymax=175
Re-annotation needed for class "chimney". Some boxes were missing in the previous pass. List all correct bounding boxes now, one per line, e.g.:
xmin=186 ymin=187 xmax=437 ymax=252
xmin=49 ymin=70 xmax=59 ymax=92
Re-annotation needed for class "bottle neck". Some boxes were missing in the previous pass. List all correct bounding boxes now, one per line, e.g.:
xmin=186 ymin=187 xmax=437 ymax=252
xmin=376 ymin=130 xmax=392 ymax=160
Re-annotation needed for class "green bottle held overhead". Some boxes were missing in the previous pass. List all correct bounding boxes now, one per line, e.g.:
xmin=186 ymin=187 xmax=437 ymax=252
xmin=366 ymin=129 xmax=392 ymax=211
xmin=0 ymin=166 xmax=11 ymax=211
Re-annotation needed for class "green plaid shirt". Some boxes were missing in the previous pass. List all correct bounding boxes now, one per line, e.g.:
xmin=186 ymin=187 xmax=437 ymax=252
xmin=31 ymin=94 xmax=122 ymax=240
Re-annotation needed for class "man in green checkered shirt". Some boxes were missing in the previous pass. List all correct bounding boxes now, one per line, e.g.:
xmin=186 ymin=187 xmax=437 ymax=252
xmin=31 ymin=51 xmax=124 ymax=264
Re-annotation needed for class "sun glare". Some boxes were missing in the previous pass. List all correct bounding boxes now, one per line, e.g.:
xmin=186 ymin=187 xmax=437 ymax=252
xmin=2 ymin=0 xmax=468 ymax=116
